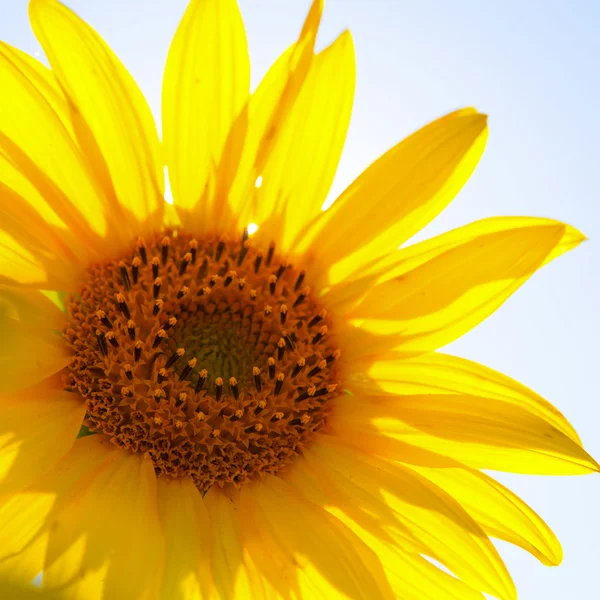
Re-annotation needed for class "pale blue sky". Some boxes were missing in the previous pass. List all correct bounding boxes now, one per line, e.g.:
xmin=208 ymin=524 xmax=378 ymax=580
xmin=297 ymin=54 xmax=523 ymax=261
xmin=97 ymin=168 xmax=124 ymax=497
xmin=2 ymin=1 xmax=599 ymax=598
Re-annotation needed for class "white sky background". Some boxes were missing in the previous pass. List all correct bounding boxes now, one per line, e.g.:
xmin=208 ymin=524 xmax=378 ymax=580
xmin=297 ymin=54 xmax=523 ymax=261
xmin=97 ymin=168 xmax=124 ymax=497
xmin=2 ymin=1 xmax=599 ymax=598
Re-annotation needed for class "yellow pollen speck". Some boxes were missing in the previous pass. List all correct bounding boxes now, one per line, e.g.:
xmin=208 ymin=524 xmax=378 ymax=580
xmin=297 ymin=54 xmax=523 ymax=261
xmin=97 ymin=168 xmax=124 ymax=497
xmin=235 ymin=409 xmax=244 ymax=418
xmin=154 ymin=416 xmax=163 ymax=426
xmin=274 ymin=412 xmax=284 ymax=420
xmin=300 ymin=414 xmax=311 ymax=425
xmin=212 ymin=429 xmax=221 ymax=437
xmin=175 ymin=420 xmax=184 ymax=429
xmin=254 ymin=423 xmax=263 ymax=432
xmin=258 ymin=400 xmax=267 ymax=409
xmin=195 ymin=412 xmax=206 ymax=421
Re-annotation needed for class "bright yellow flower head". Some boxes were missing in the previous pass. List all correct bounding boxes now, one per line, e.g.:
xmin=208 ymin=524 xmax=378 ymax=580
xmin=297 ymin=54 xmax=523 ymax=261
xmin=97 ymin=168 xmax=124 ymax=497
xmin=0 ymin=0 xmax=596 ymax=599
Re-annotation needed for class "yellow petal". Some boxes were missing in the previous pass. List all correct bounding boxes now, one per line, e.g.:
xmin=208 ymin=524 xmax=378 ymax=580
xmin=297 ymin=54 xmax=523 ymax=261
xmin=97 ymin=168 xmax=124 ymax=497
xmin=0 ymin=41 xmax=110 ymax=243
xmin=306 ymin=435 xmax=516 ymax=600
xmin=348 ymin=351 xmax=582 ymax=444
xmin=29 ymin=0 xmax=164 ymax=231
xmin=360 ymin=216 xmax=586 ymax=284
xmin=156 ymin=477 xmax=212 ymax=600
xmin=0 ymin=183 xmax=84 ymax=290
xmin=0 ymin=435 xmax=110 ymax=583
xmin=42 ymin=440 xmax=164 ymax=600
xmin=248 ymin=474 xmax=395 ymax=600
xmin=203 ymin=488 xmax=274 ymax=600
xmin=0 ymin=287 xmax=70 ymax=393
xmin=0 ymin=379 xmax=85 ymax=493
xmin=227 ymin=0 xmax=324 ymax=226
xmin=163 ymin=0 xmax=249 ymax=223
xmin=287 ymin=455 xmax=486 ymax=598
xmin=299 ymin=108 xmax=488 ymax=283
xmin=350 ymin=393 xmax=599 ymax=475
xmin=349 ymin=222 xmax=571 ymax=350
xmin=252 ymin=30 xmax=355 ymax=250
xmin=413 ymin=465 xmax=562 ymax=566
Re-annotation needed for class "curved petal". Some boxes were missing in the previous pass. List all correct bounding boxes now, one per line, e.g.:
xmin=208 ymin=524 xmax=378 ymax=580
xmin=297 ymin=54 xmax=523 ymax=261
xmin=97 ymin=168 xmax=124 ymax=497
xmin=156 ymin=477 xmax=212 ymax=600
xmin=226 ymin=0 xmax=324 ymax=226
xmin=0 ymin=41 xmax=111 ymax=247
xmin=300 ymin=436 xmax=515 ymax=600
xmin=253 ymin=30 xmax=356 ymax=250
xmin=0 ymin=378 xmax=85 ymax=494
xmin=358 ymin=216 xmax=586 ymax=284
xmin=42 ymin=439 xmax=164 ymax=600
xmin=246 ymin=474 xmax=395 ymax=600
xmin=348 ymin=222 xmax=574 ymax=350
xmin=348 ymin=351 xmax=582 ymax=444
xmin=412 ymin=465 xmax=562 ymax=566
xmin=0 ymin=287 xmax=70 ymax=393
xmin=163 ymin=0 xmax=249 ymax=225
xmin=29 ymin=0 xmax=165 ymax=232
xmin=299 ymin=108 xmax=488 ymax=283
xmin=341 ymin=393 xmax=599 ymax=475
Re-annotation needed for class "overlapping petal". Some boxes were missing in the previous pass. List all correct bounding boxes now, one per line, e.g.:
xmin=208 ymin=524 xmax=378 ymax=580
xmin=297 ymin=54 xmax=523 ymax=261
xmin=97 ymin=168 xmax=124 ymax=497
xmin=30 ymin=0 xmax=165 ymax=234
xmin=298 ymin=108 xmax=488 ymax=284
xmin=242 ymin=475 xmax=395 ymax=600
xmin=0 ymin=378 xmax=85 ymax=494
xmin=0 ymin=287 xmax=70 ymax=393
xmin=0 ymin=40 xmax=111 ymax=268
xmin=347 ymin=221 xmax=576 ymax=350
xmin=335 ymin=392 xmax=599 ymax=475
xmin=41 ymin=438 xmax=164 ymax=600
xmin=226 ymin=0 xmax=324 ymax=226
xmin=293 ymin=436 xmax=516 ymax=600
xmin=249 ymin=30 xmax=355 ymax=249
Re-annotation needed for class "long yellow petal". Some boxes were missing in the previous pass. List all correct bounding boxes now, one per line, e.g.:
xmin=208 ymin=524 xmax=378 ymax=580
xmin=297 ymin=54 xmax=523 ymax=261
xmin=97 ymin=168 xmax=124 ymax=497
xmin=163 ymin=0 xmax=249 ymax=224
xmin=0 ymin=379 xmax=85 ymax=493
xmin=0 ymin=41 xmax=110 ymax=244
xmin=357 ymin=215 xmax=586 ymax=284
xmin=248 ymin=474 xmax=395 ymax=600
xmin=29 ymin=0 xmax=164 ymax=231
xmin=413 ymin=465 xmax=562 ymax=566
xmin=299 ymin=108 xmax=488 ymax=282
xmin=156 ymin=477 xmax=212 ymax=600
xmin=42 ymin=440 xmax=164 ymax=600
xmin=0 ymin=287 xmax=70 ymax=393
xmin=252 ymin=30 xmax=355 ymax=249
xmin=348 ymin=351 xmax=582 ymax=444
xmin=343 ymin=393 xmax=599 ymax=475
xmin=305 ymin=436 xmax=516 ymax=600
xmin=349 ymin=223 xmax=571 ymax=350
xmin=227 ymin=0 xmax=324 ymax=226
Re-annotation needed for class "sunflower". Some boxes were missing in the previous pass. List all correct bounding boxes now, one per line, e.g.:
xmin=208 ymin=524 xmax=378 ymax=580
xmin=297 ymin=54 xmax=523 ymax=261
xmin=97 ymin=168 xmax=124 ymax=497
xmin=0 ymin=0 xmax=596 ymax=599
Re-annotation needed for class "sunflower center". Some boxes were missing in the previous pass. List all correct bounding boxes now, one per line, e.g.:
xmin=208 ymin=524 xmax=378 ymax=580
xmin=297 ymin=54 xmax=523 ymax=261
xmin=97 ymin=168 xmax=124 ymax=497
xmin=63 ymin=230 xmax=341 ymax=492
